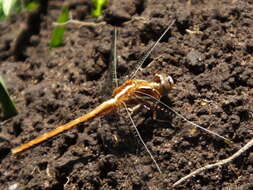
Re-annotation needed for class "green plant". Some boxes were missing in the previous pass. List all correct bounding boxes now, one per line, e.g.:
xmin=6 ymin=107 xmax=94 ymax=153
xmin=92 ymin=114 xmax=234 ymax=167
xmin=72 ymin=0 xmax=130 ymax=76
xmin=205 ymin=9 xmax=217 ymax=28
xmin=0 ymin=76 xmax=18 ymax=119
xmin=0 ymin=0 xmax=39 ymax=20
xmin=0 ymin=1 xmax=5 ymax=20
xmin=25 ymin=1 xmax=39 ymax=12
xmin=91 ymin=0 xmax=107 ymax=18
xmin=49 ymin=6 xmax=69 ymax=48
xmin=0 ymin=0 xmax=22 ymax=20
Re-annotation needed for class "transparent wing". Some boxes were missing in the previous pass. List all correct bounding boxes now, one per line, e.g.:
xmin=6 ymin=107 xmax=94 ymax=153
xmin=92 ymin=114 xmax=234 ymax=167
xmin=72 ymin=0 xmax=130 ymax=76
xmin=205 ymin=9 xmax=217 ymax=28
xmin=101 ymin=27 xmax=118 ymax=100
xmin=111 ymin=27 xmax=118 ymax=88
xmin=129 ymin=19 xmax=175 ymax=79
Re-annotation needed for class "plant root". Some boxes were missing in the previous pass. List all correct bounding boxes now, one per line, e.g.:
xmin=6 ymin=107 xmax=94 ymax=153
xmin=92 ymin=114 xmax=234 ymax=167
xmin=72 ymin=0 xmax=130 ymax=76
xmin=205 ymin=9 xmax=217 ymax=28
xmin=173 ymin=138 xmax=253 ymax=187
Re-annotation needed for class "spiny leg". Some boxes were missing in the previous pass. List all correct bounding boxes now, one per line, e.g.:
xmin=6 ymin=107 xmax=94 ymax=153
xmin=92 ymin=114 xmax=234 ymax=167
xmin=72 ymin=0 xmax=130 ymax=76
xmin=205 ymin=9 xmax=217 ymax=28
xmin=129 ymin=19 xmax=175 ymax=79
xmin=122 ymin=102 xmax=162 ymax=174
xmin=134 ymin=91 xmax=232 ymax=144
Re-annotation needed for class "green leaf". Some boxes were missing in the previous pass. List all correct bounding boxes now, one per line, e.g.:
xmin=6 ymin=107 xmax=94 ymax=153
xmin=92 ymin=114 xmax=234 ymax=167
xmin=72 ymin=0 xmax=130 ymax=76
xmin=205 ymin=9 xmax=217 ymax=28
xmin=26 ymin=1 xmax=39 ymax=11
xmin=49 ymin=6 xmax=69 ymax=48
xmin=91 ymin=0 xmax=107 ymax=18
xmin=0 ymin=0 xmax=7 ymax=20
xmin=0 ymin=76 xmax=18 ymax=119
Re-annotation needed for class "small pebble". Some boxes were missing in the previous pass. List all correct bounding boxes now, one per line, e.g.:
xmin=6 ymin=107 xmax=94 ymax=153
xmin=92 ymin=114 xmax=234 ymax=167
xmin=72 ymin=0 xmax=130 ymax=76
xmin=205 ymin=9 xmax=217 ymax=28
xmin=8 ymin=183 xmax=18 ymax=190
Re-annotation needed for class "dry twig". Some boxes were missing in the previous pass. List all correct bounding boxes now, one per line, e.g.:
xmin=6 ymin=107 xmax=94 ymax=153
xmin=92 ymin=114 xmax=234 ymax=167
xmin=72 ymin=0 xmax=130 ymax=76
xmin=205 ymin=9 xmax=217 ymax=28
xmin=53 ymin=19 xmax=106 ymax=27
xmin=173 ymin=138 xmax=253 ymax=187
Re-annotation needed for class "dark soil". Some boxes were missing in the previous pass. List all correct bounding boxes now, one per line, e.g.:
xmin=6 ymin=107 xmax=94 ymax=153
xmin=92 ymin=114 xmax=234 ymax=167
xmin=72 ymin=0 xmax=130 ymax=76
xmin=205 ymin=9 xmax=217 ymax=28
xmin=0 ymin=0 xmax=253 ymax=189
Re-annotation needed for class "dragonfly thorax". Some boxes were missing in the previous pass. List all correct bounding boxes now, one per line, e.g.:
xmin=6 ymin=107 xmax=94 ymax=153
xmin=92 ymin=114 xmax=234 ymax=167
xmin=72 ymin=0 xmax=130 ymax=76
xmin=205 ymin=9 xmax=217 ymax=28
xmin=112 ymin=73 xmax=174 ymax=107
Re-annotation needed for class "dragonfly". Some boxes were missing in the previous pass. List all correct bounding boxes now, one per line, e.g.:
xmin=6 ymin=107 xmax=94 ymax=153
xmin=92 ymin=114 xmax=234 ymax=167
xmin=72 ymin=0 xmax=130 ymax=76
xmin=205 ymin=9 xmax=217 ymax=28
xmin=11 ymin=19 xmax=230 ymax=173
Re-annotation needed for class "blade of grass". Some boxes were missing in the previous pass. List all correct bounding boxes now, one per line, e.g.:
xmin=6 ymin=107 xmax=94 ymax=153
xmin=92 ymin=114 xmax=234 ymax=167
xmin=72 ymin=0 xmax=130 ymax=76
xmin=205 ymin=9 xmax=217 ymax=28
xmin=2 ymin=0 xmax=21 ymax=16
xmin=0 ymin=76 xmax=18 ymax=119
xmin=91 ymin=0 xmax=107 ymax=18
xmin=49 ymin=6 xmax=69 ymax=48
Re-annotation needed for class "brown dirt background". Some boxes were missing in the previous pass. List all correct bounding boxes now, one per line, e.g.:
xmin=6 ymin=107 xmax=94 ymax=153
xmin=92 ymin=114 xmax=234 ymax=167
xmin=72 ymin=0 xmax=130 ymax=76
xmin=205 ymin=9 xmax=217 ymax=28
xmin=0 ymin=0 xmax=253 ymax=189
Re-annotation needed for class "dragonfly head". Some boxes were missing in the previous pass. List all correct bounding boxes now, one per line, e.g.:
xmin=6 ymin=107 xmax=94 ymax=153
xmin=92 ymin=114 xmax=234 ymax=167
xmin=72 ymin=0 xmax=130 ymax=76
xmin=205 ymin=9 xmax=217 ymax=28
xmin=153 ymin=73 xmax=174 ymax=96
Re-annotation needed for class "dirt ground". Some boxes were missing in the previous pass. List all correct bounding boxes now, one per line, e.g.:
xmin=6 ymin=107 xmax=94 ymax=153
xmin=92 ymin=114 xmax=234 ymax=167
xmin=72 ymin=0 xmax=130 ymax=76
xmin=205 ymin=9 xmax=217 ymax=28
xmin=0 ymin=0 xmax=253 ymax=189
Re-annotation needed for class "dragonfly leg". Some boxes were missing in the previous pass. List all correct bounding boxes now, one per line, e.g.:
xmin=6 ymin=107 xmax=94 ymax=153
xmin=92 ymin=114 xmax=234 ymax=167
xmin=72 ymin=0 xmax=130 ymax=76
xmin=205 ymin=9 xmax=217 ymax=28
xmin=127 ymin=104 xmax=142 ymax=115
xmin=127 ymin=103 xmax=154 ymax=116
xmin=150 ymin=102 xmax=172 ymax=123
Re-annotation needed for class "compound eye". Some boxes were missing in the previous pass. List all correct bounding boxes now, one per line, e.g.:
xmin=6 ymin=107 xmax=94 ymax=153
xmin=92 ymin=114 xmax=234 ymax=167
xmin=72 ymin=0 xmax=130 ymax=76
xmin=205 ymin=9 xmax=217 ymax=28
xmin=153 ymin=73 xmax=163 ymax=83
xmin=167 ymin=75 xmax=174 ymax=85
xmin=161 ymin=75 xmax=174 ymax=95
